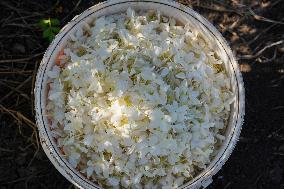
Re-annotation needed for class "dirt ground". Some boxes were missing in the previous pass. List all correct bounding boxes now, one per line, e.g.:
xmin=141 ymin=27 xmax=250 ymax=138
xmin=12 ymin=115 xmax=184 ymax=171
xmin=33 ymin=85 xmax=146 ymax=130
xmin=0 ymin=0 xmax=283 ymax=189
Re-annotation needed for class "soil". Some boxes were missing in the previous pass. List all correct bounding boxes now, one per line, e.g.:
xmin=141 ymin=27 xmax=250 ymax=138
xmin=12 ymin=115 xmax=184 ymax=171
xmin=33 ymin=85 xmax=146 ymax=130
xmin=0 ymin=0 xmax=283 ymax=189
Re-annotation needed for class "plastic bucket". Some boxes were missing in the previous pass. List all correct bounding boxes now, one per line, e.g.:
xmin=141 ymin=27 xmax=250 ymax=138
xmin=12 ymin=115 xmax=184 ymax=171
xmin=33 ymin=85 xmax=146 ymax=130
xmin=34 ymin=0 xmax=245 ymax=188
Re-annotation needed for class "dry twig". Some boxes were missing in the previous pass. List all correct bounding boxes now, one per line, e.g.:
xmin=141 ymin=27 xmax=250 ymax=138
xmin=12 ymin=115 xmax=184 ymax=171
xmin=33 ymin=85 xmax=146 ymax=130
xmin=238 ymin=40 xmax=284 ymax=60
xmin=0 ymin=52 xmax=43 ymax=64
xmin=0 ymin=81 xmax=30 ymax=101
xmin=0 ymin=76 xmax=32 ymax=103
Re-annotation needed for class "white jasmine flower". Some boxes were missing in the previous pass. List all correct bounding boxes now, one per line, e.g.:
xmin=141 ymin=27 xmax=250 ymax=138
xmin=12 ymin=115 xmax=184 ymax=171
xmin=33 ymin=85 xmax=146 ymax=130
xmin=83 ymin=135 xmax=94 ymax=146
xmin=47 ymin=7 xmax=234 ymax=189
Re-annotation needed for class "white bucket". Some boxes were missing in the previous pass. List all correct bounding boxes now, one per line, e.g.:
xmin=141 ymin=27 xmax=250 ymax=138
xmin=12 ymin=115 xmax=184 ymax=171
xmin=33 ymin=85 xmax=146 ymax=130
xmin=34 ymin=0 xmax=245 ymax=188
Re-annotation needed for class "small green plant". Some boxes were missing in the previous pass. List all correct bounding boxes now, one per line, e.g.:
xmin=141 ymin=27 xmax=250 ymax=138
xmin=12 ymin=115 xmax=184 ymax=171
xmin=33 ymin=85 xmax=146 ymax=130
xmin=38 ymin=18 xmax=61 ymax=42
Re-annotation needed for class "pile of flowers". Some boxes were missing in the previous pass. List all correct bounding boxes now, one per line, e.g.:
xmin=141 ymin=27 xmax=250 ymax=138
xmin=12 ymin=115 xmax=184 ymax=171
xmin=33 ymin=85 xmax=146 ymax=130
xmin=46 ymin=8 xmax=234 ymax=189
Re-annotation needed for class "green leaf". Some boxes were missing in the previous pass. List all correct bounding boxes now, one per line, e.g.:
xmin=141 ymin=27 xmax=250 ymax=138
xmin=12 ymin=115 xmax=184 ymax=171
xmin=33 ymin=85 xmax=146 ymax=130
xmin=38 ymin=18 xmax=60 ymax=29
xmin=38 ymin=20 xmax=48 ymax=30
xmin=43 ymin=18 xmax=51 ymax=25
xmin=42 ymin=28 xmax=58 ymax=42
xmin=50 ymin=18 xmax=60 ymax=26
xmin=38 ymin=18 xmax=61 ymax=42
xmin=48 ymin=33 xmax=55 ymax=42
xmin=43 ymin=28 xmax=52 ymax=39
xmin=50 ymin=26 xmax=60 ymax=33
